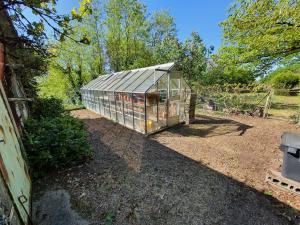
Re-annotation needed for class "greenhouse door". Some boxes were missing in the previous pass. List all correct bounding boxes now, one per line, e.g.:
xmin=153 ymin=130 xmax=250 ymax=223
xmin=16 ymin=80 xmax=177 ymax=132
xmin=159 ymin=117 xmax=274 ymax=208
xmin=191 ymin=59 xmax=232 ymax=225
xmin=0 ymin=85 xmax=31 ymax=224
xmin=167 ymin=74 xmax=181 ymax=126
xmin=157 ymin=76 xmax=168 ymax=130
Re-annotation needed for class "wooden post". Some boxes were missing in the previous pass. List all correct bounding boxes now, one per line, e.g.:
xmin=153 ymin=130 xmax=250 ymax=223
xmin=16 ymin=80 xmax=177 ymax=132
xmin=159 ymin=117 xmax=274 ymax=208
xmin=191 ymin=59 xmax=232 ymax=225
xmin=263 ymin=89 xmax=273 ymax=118
xmin=0 ymin=43 xmax=4 ymax=82
xmin=297 ymin=106 xmax=300 ymax=125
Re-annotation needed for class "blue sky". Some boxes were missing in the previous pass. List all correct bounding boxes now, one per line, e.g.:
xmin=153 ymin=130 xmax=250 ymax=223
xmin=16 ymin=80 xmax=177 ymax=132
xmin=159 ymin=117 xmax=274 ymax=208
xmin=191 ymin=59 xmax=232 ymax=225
xmin=140 ymin=0 xmax=233 ymax=49
xmin=35 ymin=0 xmax=234 ymax=50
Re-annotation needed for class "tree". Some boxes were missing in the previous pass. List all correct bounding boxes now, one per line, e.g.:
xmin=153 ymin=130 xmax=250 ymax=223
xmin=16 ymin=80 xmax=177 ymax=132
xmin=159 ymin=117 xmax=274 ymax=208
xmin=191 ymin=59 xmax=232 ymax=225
xmin=39 ymin=0 xmax=211 ymax=104
xmin=148 ymin=10 xmax=177 ymax=47
xmin=219 ymin=0 xmax=300 ymax=73
xmin=152 ymin=36 xmax=181 ymax=64
xmin=176 ymin=32 xmax=208 ymax=83
xmin=47 ymin=0 xmax=105 ymax=103
xmin=1 ymin=0 xmax=91 ymax=54
xmin=81 ymin=0 xmax=106 ymax=78
xmin=104 ymin=0 xmax=149 ymax=71
xmin=37 ymin=64 xmax=71 ymax=101
xmin=148 ymin=10 xmax=179 ymax=65
xmin=203 ymin=65 xmax=256 ymax=85
xmin=0 ymin=0 xmax=92 ymax=100
xmin=262 ymin=62 xmax=300 ymax=88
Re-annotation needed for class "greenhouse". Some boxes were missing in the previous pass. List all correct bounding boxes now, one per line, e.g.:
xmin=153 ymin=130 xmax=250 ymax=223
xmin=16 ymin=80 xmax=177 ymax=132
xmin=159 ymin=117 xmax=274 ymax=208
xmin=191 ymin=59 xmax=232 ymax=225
xmin=81 ymin=62 xmax=193 ymax=135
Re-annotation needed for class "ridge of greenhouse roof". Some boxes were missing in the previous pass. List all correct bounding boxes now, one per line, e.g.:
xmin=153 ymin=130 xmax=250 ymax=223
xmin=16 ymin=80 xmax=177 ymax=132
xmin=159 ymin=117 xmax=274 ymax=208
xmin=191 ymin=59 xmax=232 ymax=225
xmin=81 ymin=62 xmax=175 ymax=93
xmin=130 ymin=62 xmax=174 ymax=72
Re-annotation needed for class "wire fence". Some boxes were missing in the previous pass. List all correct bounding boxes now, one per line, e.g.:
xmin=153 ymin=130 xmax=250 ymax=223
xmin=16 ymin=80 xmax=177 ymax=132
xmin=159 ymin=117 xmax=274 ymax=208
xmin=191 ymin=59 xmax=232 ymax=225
xmin=194 ymin=84 xmax=300 ymax=123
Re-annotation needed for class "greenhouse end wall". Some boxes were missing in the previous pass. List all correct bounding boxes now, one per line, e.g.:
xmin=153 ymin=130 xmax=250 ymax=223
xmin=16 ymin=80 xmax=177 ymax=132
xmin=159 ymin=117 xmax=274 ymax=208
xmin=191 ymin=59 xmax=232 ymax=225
xmin=81 ymin=64 xmax=192 ymax=135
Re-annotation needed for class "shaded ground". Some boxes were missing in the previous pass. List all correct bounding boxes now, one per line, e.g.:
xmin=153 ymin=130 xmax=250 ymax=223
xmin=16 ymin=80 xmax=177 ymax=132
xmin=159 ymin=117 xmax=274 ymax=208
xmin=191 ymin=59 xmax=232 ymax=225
xmin=33 ymin=190 xmax=89 ymax=225
xmin=157 ymin=114 xmax=300 ymax=210
xmin=33 ymin=109 xmax=300 ymax=225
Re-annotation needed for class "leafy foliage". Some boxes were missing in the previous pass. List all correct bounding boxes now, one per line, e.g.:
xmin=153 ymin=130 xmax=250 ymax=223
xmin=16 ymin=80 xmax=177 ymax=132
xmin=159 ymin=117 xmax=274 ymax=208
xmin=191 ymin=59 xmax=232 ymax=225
xmin=0 ymin=0 xmax=92 ymax=101
xmin=148 ymin=10 xmax=177 ymax=47
xmin=1 ymin=0 xmax=91 ymax=54
xmin=262 ymin=62 xmax=300 ymax=89
xmin=48 ymin=0 xmax=106 ymax=103
xmin=105 ymin=0 xmax=149 ymax=71
xmin=272 ymin=72 xmax=300 ymax=89
xmin=23 ymin=115 xmax=91 ymax=173
xmin=37 ymin=65 xmax=71 ymax=101
xmin=202 ymin=65 xmax=256 ymax=85
xmin=29 ymin=96 xmax=64 ymax=119
xmin=218 ymin=0 xmax=300 ymax=74
xmin=176 ymin=32 xmax=209 ymax=83
xmin=45 ymin=0 xmax=210 ymax=103
xmin=23 ymin=97 xmax=91 ymax=175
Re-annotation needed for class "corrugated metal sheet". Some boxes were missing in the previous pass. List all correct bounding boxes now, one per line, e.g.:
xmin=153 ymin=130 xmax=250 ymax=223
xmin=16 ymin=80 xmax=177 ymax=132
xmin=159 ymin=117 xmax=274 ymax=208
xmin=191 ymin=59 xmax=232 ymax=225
xmin=0 ymin=173 xmax=22 ymax=225
xmin=0 ymin=84 xmax=31 ymax=224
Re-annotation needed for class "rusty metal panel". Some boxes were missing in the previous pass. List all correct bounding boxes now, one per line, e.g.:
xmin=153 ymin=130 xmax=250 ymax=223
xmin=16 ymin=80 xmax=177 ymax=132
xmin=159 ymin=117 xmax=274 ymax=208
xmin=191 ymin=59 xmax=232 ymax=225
xmin=0 ymin=173 xmax=22 ymax=225
xmin=0 ymin=87 xmax=31 ymax=224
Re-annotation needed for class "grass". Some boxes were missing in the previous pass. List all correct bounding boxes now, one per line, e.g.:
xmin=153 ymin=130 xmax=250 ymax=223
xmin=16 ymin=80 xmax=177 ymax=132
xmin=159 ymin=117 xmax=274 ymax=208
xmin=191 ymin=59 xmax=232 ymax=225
xmin=197 ymin=92 xmax=300 ymax=119
xmin=269 ymin=95 xmax=299 ymax=119
xmin=64 ymin=103 xmax=85 ymax=111
xmin=272 ymin=95 xmax=300 ymax=106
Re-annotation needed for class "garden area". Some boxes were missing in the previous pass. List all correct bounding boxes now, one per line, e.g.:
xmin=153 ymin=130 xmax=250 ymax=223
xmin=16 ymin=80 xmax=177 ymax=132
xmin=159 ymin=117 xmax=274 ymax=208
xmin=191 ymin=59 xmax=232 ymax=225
xmin=195 ymin=84 xmax=300 ymax=122
xmin=32 ymin=109 xmax=300 ymax=225
xmin=1 ymin=0 xmax=300 ymax=225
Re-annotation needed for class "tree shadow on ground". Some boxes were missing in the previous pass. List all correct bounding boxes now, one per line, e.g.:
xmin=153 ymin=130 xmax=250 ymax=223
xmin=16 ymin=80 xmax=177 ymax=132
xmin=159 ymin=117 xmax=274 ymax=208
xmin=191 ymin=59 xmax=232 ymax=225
xmin=162 ymin=115 xmax=253 ymax=138
xmin=34 ymin=113 xmax=300 ymax=225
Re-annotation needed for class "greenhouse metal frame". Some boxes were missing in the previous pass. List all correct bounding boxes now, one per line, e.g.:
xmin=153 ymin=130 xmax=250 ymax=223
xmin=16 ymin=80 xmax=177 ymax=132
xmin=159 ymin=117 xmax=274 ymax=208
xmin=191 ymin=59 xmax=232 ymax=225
xmin=81 ymin=62 xmax=192 ymax=135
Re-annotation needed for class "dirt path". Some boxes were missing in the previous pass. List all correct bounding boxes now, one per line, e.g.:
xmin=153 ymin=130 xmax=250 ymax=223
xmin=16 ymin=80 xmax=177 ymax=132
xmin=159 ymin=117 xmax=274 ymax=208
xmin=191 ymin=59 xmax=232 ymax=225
xmin=33 ymin=109 xmax=300 ymax=225
xmin=154 ymin=114 xmax=300 ymax=211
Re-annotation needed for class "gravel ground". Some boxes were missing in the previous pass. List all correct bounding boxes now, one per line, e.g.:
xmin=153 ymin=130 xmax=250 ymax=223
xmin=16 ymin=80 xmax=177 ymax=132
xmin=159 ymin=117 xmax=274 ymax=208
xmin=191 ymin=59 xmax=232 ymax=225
xmin=33 ymin=190 xmax=89 ymax=225
xmin=33 ymin=109 xmax=300 ymax=225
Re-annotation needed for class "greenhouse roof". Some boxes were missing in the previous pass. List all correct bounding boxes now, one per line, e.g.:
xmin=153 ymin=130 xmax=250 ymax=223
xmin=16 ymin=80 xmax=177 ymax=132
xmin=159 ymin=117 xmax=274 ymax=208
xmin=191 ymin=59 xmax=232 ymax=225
xmin=81 ymin=62 xmax=175 ymax=93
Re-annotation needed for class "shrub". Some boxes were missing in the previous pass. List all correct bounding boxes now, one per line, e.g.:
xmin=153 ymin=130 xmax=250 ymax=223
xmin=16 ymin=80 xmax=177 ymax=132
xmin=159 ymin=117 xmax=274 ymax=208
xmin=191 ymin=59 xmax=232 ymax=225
xmin=271 ymin=72 xmax=300 ymax=89
xmin=30 ymin=96 xmax=64 ymax=119
xmin=23 ymin=115 xmax=92 ymax=174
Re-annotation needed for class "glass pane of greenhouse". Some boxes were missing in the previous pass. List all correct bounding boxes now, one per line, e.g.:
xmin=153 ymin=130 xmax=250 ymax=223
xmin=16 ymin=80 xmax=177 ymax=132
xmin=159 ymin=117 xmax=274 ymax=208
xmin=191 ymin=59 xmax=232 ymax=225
xmin=115 ymin=70 xmax=145 ymax=92
xmin=168 ymin=72 xmax=181 ymax=126
xmin=108 ymin=92 xmax=116 ymax=121
xmin=115 ymin=92 xmax=124 ymax=124
xmin=123 ymin=93 xmax=134 ymax=129
xmin=102 ymin=91 xmax=110 ymax=118
xmin=133 ymin=93 xmax=145 ymax=133
xmin=124 ymin=70 xmax=154 ymax=93
xmin=146 ymin=85 xmax=159 ymax=133
xmin=80 ymin=62 xmax=192 ymax=135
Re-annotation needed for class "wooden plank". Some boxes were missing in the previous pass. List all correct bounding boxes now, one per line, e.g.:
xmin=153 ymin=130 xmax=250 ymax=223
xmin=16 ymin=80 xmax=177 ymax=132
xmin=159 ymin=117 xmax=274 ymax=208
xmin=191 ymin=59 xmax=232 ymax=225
xmin=7 ymin=98 xmax=34 ymax=102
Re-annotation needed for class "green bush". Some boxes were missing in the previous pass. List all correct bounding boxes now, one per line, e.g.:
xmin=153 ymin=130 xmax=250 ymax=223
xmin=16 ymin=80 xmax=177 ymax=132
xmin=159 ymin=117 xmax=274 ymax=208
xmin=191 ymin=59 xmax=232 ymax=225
xmin=202 ymin=66 xmax=256 ymax=86
xmin=30 ymin=96 xmax=64 ymax=119
xmin=271 ymin=72 xmax=300 ymax=89
xmin=23 ymin=115 xmax=92 ymax=174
